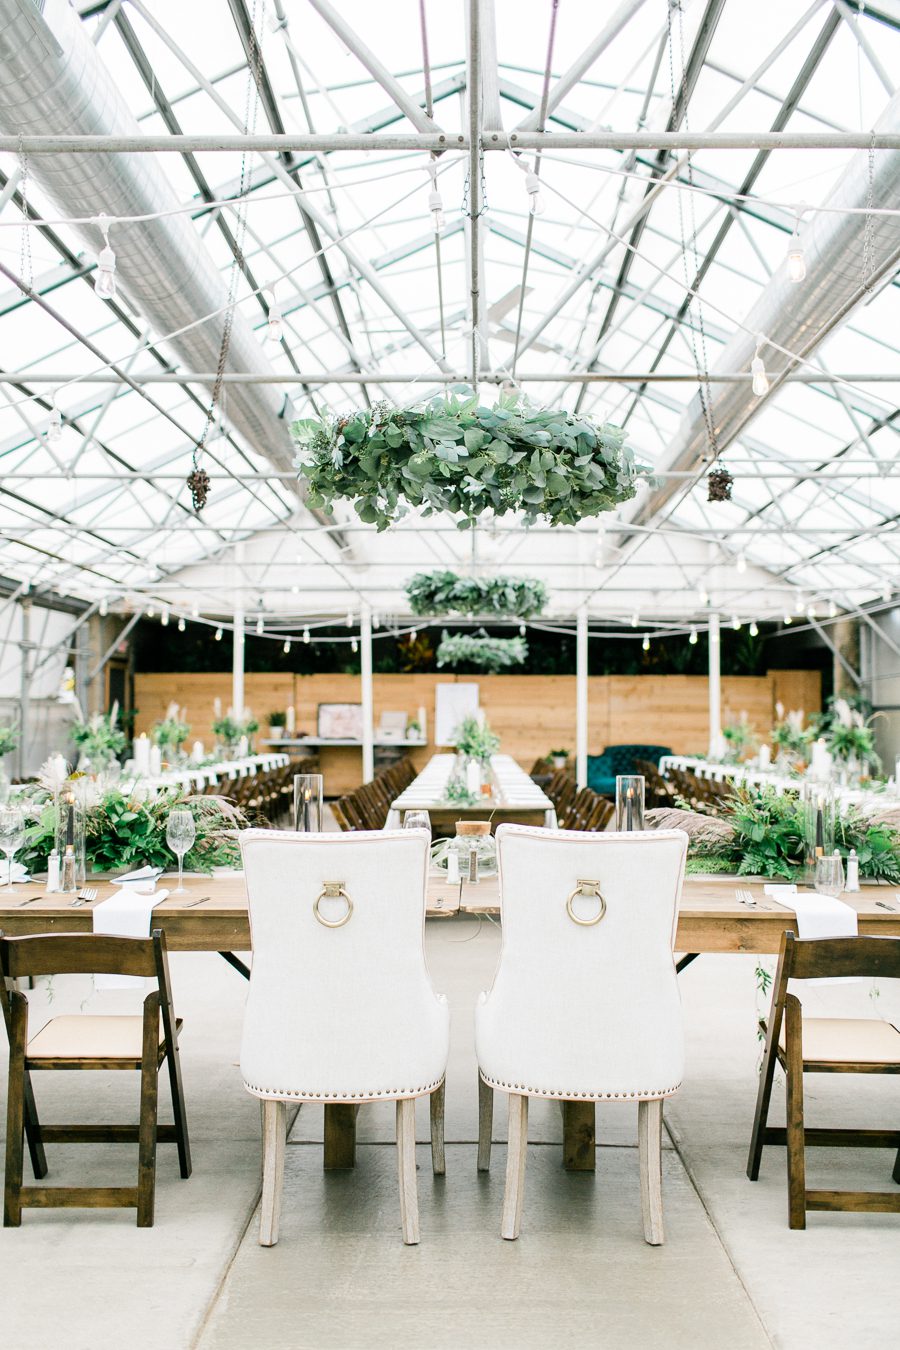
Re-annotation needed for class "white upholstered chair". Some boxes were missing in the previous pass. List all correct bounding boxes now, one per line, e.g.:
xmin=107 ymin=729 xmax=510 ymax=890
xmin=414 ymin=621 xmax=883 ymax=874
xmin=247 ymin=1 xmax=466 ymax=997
xmin=475 ymin=824 xmax=688 ymax=1244
xmin=239 ymin=828 xmax=450 ymax=1246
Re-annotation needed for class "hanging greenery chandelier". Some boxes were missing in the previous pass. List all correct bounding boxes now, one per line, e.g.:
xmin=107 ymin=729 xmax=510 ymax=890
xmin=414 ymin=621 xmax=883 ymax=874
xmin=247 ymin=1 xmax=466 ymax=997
xmin=405 ymin=570 xmax=547 ymax=619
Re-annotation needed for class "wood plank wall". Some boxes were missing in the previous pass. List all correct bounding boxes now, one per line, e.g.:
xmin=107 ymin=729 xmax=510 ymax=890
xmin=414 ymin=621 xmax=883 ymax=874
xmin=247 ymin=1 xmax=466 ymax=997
xmin=134 ymin=669 xmax=821 ymax=794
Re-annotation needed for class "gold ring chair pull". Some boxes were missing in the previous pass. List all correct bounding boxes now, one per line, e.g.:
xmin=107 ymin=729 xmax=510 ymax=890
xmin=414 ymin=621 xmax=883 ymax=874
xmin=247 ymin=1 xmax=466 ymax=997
xmin=314 ymin=881 xmax=353 ymax=929
xmin=565 ymin=878 xmax=606 ymax=927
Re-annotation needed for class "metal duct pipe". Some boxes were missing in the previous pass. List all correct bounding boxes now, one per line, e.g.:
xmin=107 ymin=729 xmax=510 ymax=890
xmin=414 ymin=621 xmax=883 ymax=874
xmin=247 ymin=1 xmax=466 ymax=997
xmin=0 ymin=0 xmax=296 ymax=481
xmin=628 ymin=88 xmax=900 ymax=528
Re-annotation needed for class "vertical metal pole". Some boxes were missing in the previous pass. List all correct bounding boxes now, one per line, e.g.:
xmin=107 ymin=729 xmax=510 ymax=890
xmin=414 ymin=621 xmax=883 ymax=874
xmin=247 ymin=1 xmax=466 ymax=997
xmin=708 ymin=613 xmax=722 ymax=759
xmin=576 ymin=606 xmax=589 ymax=790
xmin=232 ymin=544 xmax=245 ymax=720
xmin=360 ymin=602 xmax=374 ymax=785
xmin=17 ymin=597 xmax=32 ymax=780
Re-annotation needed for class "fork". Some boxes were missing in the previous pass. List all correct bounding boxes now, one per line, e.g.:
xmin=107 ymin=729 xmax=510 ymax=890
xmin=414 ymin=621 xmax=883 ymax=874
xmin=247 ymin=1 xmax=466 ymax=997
xmin=69 ymin=887 xmax=98 ymax=907
xmin=736 ymin=888 xmax=770 ymax=911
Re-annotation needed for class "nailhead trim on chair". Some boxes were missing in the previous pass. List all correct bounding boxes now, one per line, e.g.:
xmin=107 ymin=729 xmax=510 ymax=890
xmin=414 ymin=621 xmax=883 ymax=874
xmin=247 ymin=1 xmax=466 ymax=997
xmin=478 ymin=1071 xmax=682 ymax=1100
xmin=243 ymin=1074 xmax=445 ymax=1101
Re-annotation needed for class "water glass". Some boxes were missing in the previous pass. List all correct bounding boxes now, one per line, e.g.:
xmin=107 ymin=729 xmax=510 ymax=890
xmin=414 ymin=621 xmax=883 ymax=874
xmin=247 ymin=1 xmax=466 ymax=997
xmin=814 ymin=854 xmax=845 ymax=898
xmin=404 ymin=810 xmax=431 ymax=838
xmin=166 ymin=807 xmax=196 ymax=894
xmin=0 ymin=804 xmax=24 ymax=887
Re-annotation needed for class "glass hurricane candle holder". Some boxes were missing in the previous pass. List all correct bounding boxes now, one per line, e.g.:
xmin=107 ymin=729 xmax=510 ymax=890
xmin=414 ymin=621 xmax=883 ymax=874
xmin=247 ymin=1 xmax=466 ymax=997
xmin=293 ymin=774 xmax=324 ymax=832
xmin=615 ymin=775 xmax=645 ymax=831
xmin=54 ymin=786 xmax=86 ymax=890
xmin=801 ymin=780 xmax=835 ymax=876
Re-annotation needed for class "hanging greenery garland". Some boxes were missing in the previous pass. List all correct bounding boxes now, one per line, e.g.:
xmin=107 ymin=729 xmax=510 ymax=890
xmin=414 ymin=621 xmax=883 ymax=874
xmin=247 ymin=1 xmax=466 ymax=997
xmin=291 ymin=391 xmax=644 ymax=531
xmin=405 ymin=570 xmax=547 ymax=618
xmin=436 ymin=630 xmax=528 ymax=673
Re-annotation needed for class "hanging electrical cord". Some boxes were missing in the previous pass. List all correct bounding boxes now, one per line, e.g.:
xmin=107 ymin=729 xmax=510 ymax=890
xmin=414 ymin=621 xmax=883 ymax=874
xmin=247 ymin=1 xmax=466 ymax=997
xmin=509 ymin=0 xmax=559 ymax=379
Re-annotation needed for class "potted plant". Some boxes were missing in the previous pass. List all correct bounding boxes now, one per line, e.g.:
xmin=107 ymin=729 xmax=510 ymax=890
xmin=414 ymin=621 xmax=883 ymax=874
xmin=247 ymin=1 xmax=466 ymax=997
xmin=268 ymin=710 xmax=287 ymax=742
xmin=549 ymin=748 xmax=570 ymax=769
xmin=406 ymin=717 xmax=422 ymax=742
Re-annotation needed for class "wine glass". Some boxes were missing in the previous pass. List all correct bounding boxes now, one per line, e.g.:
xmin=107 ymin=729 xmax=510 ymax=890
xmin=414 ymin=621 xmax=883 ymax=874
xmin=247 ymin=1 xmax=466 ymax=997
xmin=404 ymin=809 xmax=431 ymax=839
xmin=166 ymin=807 xmax=196 ymax=895
xmin=815 ymin=854 xmax=845 ymax=898
xmin=0 ymin=804 xmax=25 ymax=888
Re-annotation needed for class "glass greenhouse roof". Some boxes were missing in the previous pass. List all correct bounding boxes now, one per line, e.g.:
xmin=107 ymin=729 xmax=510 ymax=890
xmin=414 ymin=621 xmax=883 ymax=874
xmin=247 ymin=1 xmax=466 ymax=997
xmin=0 ymin=0 xmax=897 ymax=632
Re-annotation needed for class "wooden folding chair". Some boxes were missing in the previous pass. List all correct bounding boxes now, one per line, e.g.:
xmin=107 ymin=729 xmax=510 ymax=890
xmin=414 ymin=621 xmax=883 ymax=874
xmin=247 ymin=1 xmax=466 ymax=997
xmin=748 ymin=930 xmax=900 ymax=1228
xmin=1 ymin=930 xmax=191 ymax=1228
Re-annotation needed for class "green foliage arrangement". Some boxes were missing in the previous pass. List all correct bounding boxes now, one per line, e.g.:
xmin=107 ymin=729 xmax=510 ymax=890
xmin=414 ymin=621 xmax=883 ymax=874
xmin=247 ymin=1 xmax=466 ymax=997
xmin=212 ymin=713 xmax=260 ymax=747
xmin=436 ymin=631 xmax=527 ymax=673
xmin=405 ymin=570 xmax=547 ymax=618
xmin=443 ymin=778 xmax=480 ymax=807
xmin=18 ymin=784 xmax=244 ymax=876
xmin=685 ymin=787 xmax=900 ymax=883
xmin=291 ymin=391 xmax=644 ymax=530
xmin=722 ymin=719 xmax=756 ymax=763
xmin=0 ymin=724 xmax=17 ymax=756
xmin=71 ymin=712 xmax=126 ymax=763
xmin=152 ymin=716 xmax=191 ymax=750
xmin=453 ymin=715 xmax=500 ymax=762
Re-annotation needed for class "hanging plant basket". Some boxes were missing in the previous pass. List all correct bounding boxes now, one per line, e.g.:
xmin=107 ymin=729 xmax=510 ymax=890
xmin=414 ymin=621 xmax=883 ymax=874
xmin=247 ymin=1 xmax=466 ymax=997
xmin=405 ymin=570 xmax=547 ymax=619
xmin=291 ymin=391 xmax=645 ymax=530
xmin=436 ymin=630 xmax=528 ymax=673
xmin=707 ymin=466 xmax=734 ymax=502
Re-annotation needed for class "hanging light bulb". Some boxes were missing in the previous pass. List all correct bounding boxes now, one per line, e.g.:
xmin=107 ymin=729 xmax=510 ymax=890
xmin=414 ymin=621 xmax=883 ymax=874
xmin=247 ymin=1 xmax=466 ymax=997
xmin=524 ymin=169 xmax=545 ymax=216
xmin=806 ymin=603 xmax=817 ymax=620
xmin=214 ymin=626 xmax=223 ymax=641
xmin=736 ymin=553 xmax=747 ymax=574
xmin=750 ymin=335 xmax=769 ymax=397
xmin=428 ymin=186 xmax=445 ymax=233
xmin=519 ymin=623 xmax=526 ymax=636
xmin=283 ymin=638 xmax=291 ymax=655
xmin=731 ymin=615 xmax=741 ymax=630
xmin=191 ymin=603 xmax=199 ymax=619
xmin=697 ymin=586 xmax=709 ymax=606
xmin=882 ymin=584 xmax=892 ymax=603
xmin=264 ymin=286 xmax=283 ymax=342
xmin=642 ymin=634 xmax=650 ymax=652
xmin=748 ymin=620 xmax=759 ymax=637
xmin=255 ymin=616 xmax=264 ymax=636
xmin=178 ymin=616 xmax=186 ymax=632
xmin=146 ymin=604 xmax=156 ymax=619
xmin=47 ymin=398 xmax=63 ymax=445
xmin=160 ymin=605 xmax=170 ymax=627
xmin=98 ymin=596 xmax=108 ymax=617
xmin=828 ymin=599 xmax=838 ymax=619
xmin=409 ymin=628 xmax=417 ymax=641
xmin=351 ymin=638 xmax=358 ymax=653
xmin=372 ymin=612 xmax=380 ymax=629
xmin=630 ymin=611 xmax=639 ymax=628
xmin=689 ymin=627 xmax=698 ymax=645
xmin=291 ymin=584 xmax=300 ymax=595
xmin=94 ymin=214 xmax=117 ymax=299
xmin=787 ymin=212 xmax=806 ymax=283
xmin=302 ymin=627 xmax=310 ymax=644
xmin=345 ymin=611 xmax=353 ymax=627
xmin=783 ymin=613 xmax=792 ymax=626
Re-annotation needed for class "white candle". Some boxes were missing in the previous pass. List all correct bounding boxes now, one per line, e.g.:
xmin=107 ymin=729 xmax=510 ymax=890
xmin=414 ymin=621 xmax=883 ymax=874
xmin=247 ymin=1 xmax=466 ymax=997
xmin=149 ymin=745 xmax=162 ymax=777
xmin=446 ymin=850 xmax=460 ymax=884
xmin=758 ymin=743 xmax=771 ymax=769
xmin=286 ymin=705 xmax=296 ymax=735
xmin=237 ymin=735 xmax=249 ymax=759
xmin=466 ymin=760 xmax=481 ymax=795
xmin=134 ymin=733 xmax=150 ymax=775
xmin=191 ymin=740 xmax=204 ymax=763
xmin=417 ymin=705 xmax=427 ymax=741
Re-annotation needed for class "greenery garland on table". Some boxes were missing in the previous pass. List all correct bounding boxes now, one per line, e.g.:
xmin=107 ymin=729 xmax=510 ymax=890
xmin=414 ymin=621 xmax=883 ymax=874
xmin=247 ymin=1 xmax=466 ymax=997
xmin=17 ymin=782 xmax=244 ymax=876
xmin=437 ymin=630 xmax=527 ymax=673
xmin=405 ymin=570 xmax=548 ymax=618
xmin=291 ymin=391 xmax=644 ymax=530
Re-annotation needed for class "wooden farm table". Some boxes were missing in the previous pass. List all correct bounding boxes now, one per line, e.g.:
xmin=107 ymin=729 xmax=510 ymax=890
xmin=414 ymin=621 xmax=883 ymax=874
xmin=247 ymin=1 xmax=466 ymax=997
xmin=2 ymin=873 xmax=898 ymax=1174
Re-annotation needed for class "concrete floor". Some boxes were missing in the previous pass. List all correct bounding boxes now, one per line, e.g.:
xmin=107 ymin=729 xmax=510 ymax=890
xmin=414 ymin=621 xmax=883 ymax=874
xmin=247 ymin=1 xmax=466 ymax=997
xmin=2 ymin=918 xmax=899 ymax=1350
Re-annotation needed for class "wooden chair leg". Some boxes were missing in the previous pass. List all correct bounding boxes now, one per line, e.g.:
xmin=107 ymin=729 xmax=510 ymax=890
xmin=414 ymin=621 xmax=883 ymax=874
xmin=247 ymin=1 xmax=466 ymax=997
xmin=396 ymin=1097 xmax=419 ymax=1245
xmin=501 ymin=1092 xmax=528 ymax=1241
xmin=638 ymin=1098 xmax=664 ymax=1245
xmin=477 ymin=1074 xmax=493 ymax=1173
xmin=22 ymin=1071 xmax=47 ymax=1181
xmin=4 ymin=993 xmax=27 ymax=1227
xmin=163 ymin=1027 xmax=191 ymax=1181
xmin=784 ymin=994 xmax=806 ymax=1230
xmin=747 ymin=1015 xmax=781 ymax=1181
xmin=259 ymin=1099 xmax=286 ymax=1247
xmin=429 ymin=1080 xmax=445 ymax=1177
xmin=136 ymin=995 xmax=161 ymax=1228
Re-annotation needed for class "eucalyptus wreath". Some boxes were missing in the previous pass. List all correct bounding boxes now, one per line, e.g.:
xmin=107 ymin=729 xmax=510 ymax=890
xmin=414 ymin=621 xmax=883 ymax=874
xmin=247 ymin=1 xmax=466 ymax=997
xmin=405 ymin=570 xmax=547 ymax=618
xmin=291 ymin=391 xmax=644 ymax=530
xmin=436 ymin=630 xmax=527 ymax=673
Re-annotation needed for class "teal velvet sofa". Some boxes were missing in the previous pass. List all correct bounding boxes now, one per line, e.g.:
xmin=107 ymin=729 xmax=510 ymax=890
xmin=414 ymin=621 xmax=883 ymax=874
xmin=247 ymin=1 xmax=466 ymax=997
xmin=586 ymin=744 xmax=673 ymax=797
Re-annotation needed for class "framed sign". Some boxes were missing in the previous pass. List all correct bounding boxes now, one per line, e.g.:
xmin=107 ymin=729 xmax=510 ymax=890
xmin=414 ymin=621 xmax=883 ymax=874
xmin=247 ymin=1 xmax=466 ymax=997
xmin=435 ymin=682 xmax=479 ymax=746
xmin=317 ymin=702 xmax=364 ymax=740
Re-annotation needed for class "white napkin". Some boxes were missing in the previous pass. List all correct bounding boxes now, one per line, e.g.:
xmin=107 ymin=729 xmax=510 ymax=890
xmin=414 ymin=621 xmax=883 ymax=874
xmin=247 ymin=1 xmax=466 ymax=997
xmin=789 ymin=891 xmax=859 ymax=986
xmin=113 ymin=866 xmax=163 ymax=892
xmin=0 ymin=860 xmax=30 ymax=883
xmin=93 ymin=888 xmax=169 ymax=990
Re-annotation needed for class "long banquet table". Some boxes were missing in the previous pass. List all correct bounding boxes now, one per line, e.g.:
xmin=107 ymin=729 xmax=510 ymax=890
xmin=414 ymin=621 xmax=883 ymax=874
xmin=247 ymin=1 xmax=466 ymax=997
xmin=2 ymin=872 xmax=898 ymax=1174
xmin=386 ymin=753 xmax=556 ymax=830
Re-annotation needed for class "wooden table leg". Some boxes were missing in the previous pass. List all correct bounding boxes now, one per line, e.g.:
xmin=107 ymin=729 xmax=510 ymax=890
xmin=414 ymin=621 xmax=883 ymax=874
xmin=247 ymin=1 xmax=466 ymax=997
xmin=323 ymin=1104 xmax=357 ymax=1170
xmin=563 ymin=1101 xmax=596 ymax=1171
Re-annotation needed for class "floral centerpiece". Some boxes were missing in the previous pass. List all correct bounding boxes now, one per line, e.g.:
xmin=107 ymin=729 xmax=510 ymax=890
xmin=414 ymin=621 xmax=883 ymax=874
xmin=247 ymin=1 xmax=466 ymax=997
xmin=405 ymin=570 xmax=547 ymax=619
xmin=436 ymin=631 xmax=527 ymax=673
xmin=152 ymin=702 xmax=191 ymax=752
xmin=292 ymin=390 xmax=646 ymax=530
xmin=821 ymin=697 xmax=880 ymax=773
xmin=211 ymin=699 xmax=259 ymax=751
xmin=770 ymin=704 xmax=812 ymax=767
xmin=722 ymin=714 xmax=757 ymax=764
xmin=17 ymin=768 xmax=244 ymax=876
xmin=454 ymin=715 xmax=500 ymax=763
xmin=71 ymin=709 xmax=126 ymax=768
